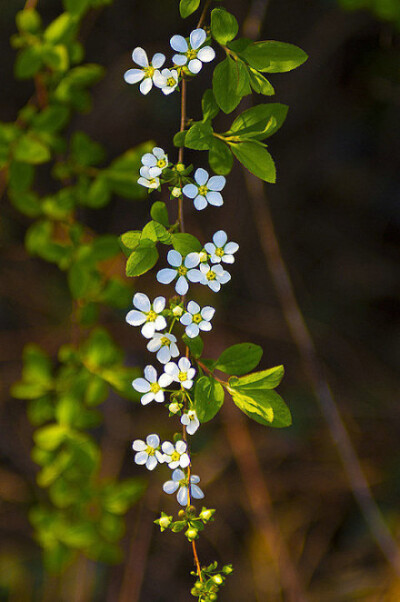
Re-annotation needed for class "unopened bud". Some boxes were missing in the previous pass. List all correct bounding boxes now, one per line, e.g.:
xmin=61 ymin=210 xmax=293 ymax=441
xmin=176 ymin=163 xmax=185 ymax=173
xmin=172 ymin=305 xmax=183 ymax=316
xmin=199 ymin=250 xmax=208 ymax=263
xmin=169 ymin=402 xmax=180 ymax=414
xmin=212 ymin=574 xmax=223 ymax=585
xmin=171 ymin=186 xmax=182 ymax=198
xmin=200 ymin=508 xmax=213 ymax=522
xmin=178 ymin=510 xmax=186 ymax=519
xmin=185 ymin=527 xmax=198 ymax=541
xmin=159 ymin=516 xmax=171 ymax=529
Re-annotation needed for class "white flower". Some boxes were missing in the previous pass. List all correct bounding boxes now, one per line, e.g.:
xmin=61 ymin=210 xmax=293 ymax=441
xmin=180 ymin=301 xmax=215 ymax=338
xmin=186 ymin=263 xmax=231 ymax=293
xmin=204 ymin=230 xmax=239 ymax=264
xmin=132 ymin=434 xmax=164 ymax=470
xmin=164 ymin=357 xmax=196 ymax=389
xmin=132 ymin=365 xmax=173 ymax=405
xmin=147 ymin=332 xmax=179 ymax=364
xmin=124 ymin=47 xmax=165 ymax=95
xmin=126 ymin=293 xmax=167 ymax=339
xmin=181 ymin=409 xmax=200 ymax=435
xmin=163 ymin=469 xmax=204 ymax=506
xmin=161 ymin=440 xmax=190 ymax=469
xmin=153 ymin=68 xmax=179 ymax=95
xmin=141 ymin=147 xmax=168 ymax=178
xmin=157 ymin=249 xmax=200 ymax=295
xmin=138 ymin=165 xmax=160 ymax=190
xmin=182 ymin=168 xmax=225 ymax=211
xmin=170 ymin=29 xmax=215 ymax=75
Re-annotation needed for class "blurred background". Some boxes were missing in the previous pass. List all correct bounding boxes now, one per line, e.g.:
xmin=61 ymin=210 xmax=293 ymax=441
xmin=0 ymin=0 xmax=400 ymax=600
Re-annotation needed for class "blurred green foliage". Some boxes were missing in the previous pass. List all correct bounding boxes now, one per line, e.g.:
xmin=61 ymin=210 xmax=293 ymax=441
xmin=339 ymin=0 xmax=400 ymax=29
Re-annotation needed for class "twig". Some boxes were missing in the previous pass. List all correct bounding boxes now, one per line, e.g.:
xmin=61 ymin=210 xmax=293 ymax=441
xmin=24 ymin=0 xmax=38 ymax=9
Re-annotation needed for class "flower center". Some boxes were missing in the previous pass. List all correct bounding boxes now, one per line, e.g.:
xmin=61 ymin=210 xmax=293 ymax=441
xmin=167 ymin=77 xmax=176 ymax=87
xmin=178 ymin=266 xmax=188 ymax=276
xmin=186 ymin=49 xmax=197 ymax=60
xmin=193 ymin=313 xmax=202 ymax=324
xmin=150 ymin=382 xmax=161 ymax=393
xmin=146 ymin=310 xmax=157 ymax=322
xmin=178 ymin=371 xmax=188 ymax=382
xmin=199 ymin=250 xmax=208 ymax=262
xmin=161 ymin=336 xmax=171 ymax=347
xmin=215 ymin=247 xmax=225 ymax=257
xmin=171 ymin=451 xmax=180 ymax=462
xmin=146 ymin=445 xmax=155 ymax=456
xmin=206 ymin=270 xmax=216 ymax=281
xmin=198 ymin=185 xmax=208 ymax=196
xmin=157 ymin=158 xmax=166 ymax=168
xmin=144 ymin=66 xmax=155 ymax=78
xmin=148 ymin=178 xmax=157 ymax=186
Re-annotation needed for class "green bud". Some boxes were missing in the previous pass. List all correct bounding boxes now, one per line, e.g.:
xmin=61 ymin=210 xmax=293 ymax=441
xmin=185 ymin=527 xmax=198 ymax=541
xmin=200 ymin=508 xmax=214 ymax=522
xmin=169 ymin=402 xmax=181 ymax=414
xmin=212 ymin=574 xmax=223 ymax=585
xmin=187 ymin=505 xmax=196 ymax=515
xmin=178 ymin=510 xmax=186 ymax=519
xmin=172 ymin=304 xmax=183 ymax=316
xmin=16 ymin=9 xmax=42 ymax=34
xmin=209 ymin=594 xmax=218 ymax=601
xmin=159 ymin=515 xmax=172 ymax=530
xmin=171 ymin=186 xmax=182 ymax=198
xmin=176 ymin=163 xmax=185 ymax=173
xmin=222 ymin=565 xmax=233 ymax=575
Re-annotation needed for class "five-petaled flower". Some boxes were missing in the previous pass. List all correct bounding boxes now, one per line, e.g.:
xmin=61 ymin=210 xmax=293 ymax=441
xmin=162 ymin=440 xmax=190 ymax=469
xmin=157 ymin=249 xmax=200 ymax=295
xmin=153 ymin=68 xmax=179 ymax=95
xmin=163 ymin=469 xmax=204 ymax=506
xmin=188 ymin=263 xmax=231 ymax=292
xmin=138 ymin=165 xmax=160 ymax=189
xmin=170 ymin=29 xmax=215 ymax=75
xmin=147 ymin=332 xmax=180 ymax=364
xmin=132 ymin=434 xmax=164 ymax=470
xmin=141 ymin=147 xmax=169 ymax=178
xmin=183 ymin=168 xmax=226 ymax=211
xmin=205 ymin=230 xmax=239 ymax=264
xmin=164 ymin=357 xmax=196 ymax=389
xmin=180 ymin=301 xmax=215 ymax=338
xmin=124 ymin=47 xmax=166 ymax=95
xmin=181 ymin=409 xmax=200 ymax=435
xmin=132 ymin=365 xmax=173 ymax=405
xmin=126 ymin=293 xmax=167 ymax=339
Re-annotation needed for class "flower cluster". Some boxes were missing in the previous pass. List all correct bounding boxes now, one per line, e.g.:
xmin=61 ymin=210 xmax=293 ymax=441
xmin=124 ymin=28 xmax=215 ymax=97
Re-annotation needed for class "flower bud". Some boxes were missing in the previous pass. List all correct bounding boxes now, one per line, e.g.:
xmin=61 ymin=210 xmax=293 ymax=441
xmin=178 ymin=510 xmax=186 ymax=519
xmin=212 ymin=574 xmax=223 ymax=585
xmin=169 ymin=402 xmax=181 ymax=414
xmin=171 ymin=186 xmax=182 ymax=198
xmin=185 ymin=527 xmax=198 ymax=541
xmin=200 ymin=508 xmax=213 ymax=522
xmin=172 ymin=305 xmax=183 ymax=317
xmin=159 ymin=515 xmax=172 ymax=529
xmin=175 ymin=163 xmax=185 ymax=173
xmin=222 ymin=565 xmax=233 ymax=575
xmin=209 ymin=594 xmax=218 ymax=601
xmin=199 ymin=250 xmax=208 ymax=263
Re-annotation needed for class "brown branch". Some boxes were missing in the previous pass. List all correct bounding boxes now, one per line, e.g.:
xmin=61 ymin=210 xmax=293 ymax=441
xmin=24 ymin=0 xmax=38 ymax=9
xmin=197 ymin=0 xmax=212 ymax=29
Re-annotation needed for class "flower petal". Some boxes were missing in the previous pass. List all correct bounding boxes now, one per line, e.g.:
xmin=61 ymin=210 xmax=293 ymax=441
xmin=190 ymin=28 xmax=207 ymax=50
xmin=144 ymin=365 xmax=157 ymax=382
xmin=162 ymin=441 xmax=174 ymax=454
xmin=175 ymin=276 xmax=188 ymax=295
xmin=151 ymin=53 xmax=165 ymax=69
xmin=163 ymin=480 xmax=179 ymax=494
xmin=180 ymin=313 xmax=192 ymax=326
xmin=153 ymin=71 xmax=166 ymax=88
xmin=199 ymin=321 xmax=212 ymax=332
xmin=126 ymin=309 xmax=146 ymax=326
xmin=132 ymin=378 xmax=151 ymax=393
xmin=188 ymin=59 xmax=202 ymax=74
xmin=134 ymin=451 xmax=148 ymax=464
xmin=190 ymin=484 xmax=204 ymax=499
xmin=185 ymin=252 xmax=200 ymax=269
xmin=157 ymin=346 xmax=171 ymax=364
xmin=147 ymin=337 xmax=161 ymax=352
xmin=182 ymin=184 xmax=198 ymax=199
xmin=208 ymin=175 xmax=226 ymax=191
xmin=186 ymin=323 xmax=199 ymax=338
xmin=187 ymin=268 xmax=203 ymax=282
xmin=146 ymin=434 xmax=160 ymax=448
xmin=204 ymin=243 xmax=216 ymax=254
xmin=146 ymin=455 xmax=158 ymax=470
xmin=178 ymin=357 xmax=191 ymax=372
xmin=141 ymin=321 xmax=156 ymax=339
xmin=154 ymin=315 xmax=167 ymax=331
xmin=197 ymin=46 xmax=215 ymax=63
xmin=153 ymin=296 xmax=166 ymax=313
xmin=177 ymin=486 xmax=188 ymax=506
xmin=206 ymin=191 xmax=223 ymax=206
xmin=139 ymin=77 xmax=153 ymax=95
xmin=187 ymin=301 xmax=200 ymax=314
xmin=170 ymin=35 xmax=188 ymax=53
xmin=193 ymin=195 xmax=208 ymax=211
xmin=170 ymin=343 xmax=180 ymax=358
xmin=141 ymin=392 xmax=154 ymax=405
xmin=175 ymin=440 xmax=187 ymax=454
xmin=213 ymin=230 xmax=228 ymax=247
xmin=158 ymin=373 xmax=173 ymax=387
xmin=141 ymin=153 xmax=157 ymax=167
xmin=172 ymin=468 xmax=185 ymax=481
xmin=180 ymin=453 xmax=190 ymax=468
xmin=208 ymin=280 xmax=221 ymax=292
xmin=225 ymin=242 xmax=239 ymax=254
xmin=201 ymin=306 xmax=215 ymax=321
xmin=124 ymin=69 xmax=144 ymax=84
xmin=172 ymin=53 xmax=187 ymax=66
xmin=132 ymin=47 xmax=149 ymax=67
xmin=167 ymin=249 xmax=182 ymax=267
xmin=157 ymin=268 xmax=177 ymax=285
xmin=132 ymin=439 xmax=146 ymax=451
xmin=194 ymin=168 xmax=209 ymax=186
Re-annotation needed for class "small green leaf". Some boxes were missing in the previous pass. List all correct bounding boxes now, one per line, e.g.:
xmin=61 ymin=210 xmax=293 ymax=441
xmin=230 ymin=141 xmax=276 ymax=183
xmin=150 ymin=201 xmax=169 ymax=227
xmin=34 ymin=424 xmax=68 ymax=451
xmin=16 ymin=9 xmax=42 ymax=34
xmin=213 ymin=57 xmax=250 ymax=114
xmin=185 ymin=122 xmax=214 ymax=151
xmin=216 ymin=343 xmax=263 ymax=375
xmin=208 ymin=138 xmax=233 ymax=175
xmin=228 ymin=103 xmax=288 ymax=141
xmin=182 ymin=334 xmax=203 ymax=359
xmin=15 ymin=46 xmax=43 ymax=79
xmin=228 ymin=365 xmax=284 ymax=391
xmin=8 ymin=161 xmax=34 ymax=192
xmin=173 ymin=130 xmax=187 ymax=148
xmin=179 ymin=0 xmax=201 ymax=18
xmin=120 ymin=231 xmax=141 ymax=250
xmin=230 ymin=388 xmax=292 ymax=428
xmin=126 ymin=239 xmax=158 ymax=277
xmin=240 ymin=40 xmax=308 ymax=73
xmin=14 ymin=133 xmax=51 ymax=164
xmin=248 ymin=67 xmax=275 ymax=96
xmin=194 ymin=376 xmax=225 ymax=422
xmin=142 ymin=221 xmax=171 ymax=245
xmin=86 ymin=177 xmax=111 ymax=208
xmin=172 ymin=233 xmax=202 ymax=255
xmin=71 ymin=131 xmax=105 ymax=167
xmin=32 ymin=106 xmax=70 ymax=133
xmin=202 ymin=89 xmax=219 ymax=122
xmin=211 ymin=8 xmax=239 ymax=45
xmin=44 ymin=13 xmax=77 ymax=44
xmin=41 ymin=44 xmax=70 ymax=72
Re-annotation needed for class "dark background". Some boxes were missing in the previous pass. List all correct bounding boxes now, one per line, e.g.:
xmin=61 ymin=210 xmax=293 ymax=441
xmin=0 ymin=0 xmax=400 ymax=600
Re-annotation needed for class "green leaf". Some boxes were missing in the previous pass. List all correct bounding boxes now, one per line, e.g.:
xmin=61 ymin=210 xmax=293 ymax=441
xmin=142 ymin=221 xmax=171 ymax=245
xmin=41 ymin=44 xmax=70 ymax=72
xmin=230 ymin=141 xmax=276 ymax=183
xmin=103 ymin=479 xmax=145 ymax=515
xmin=185 ymin=122 xmax=214 ymax=151
xmin=228 ymin=365 xmax=284 ymax=391
xmin=120 ymin=231 xmax=141 ymax=250
xmin=34 ymin=424 xmax=69 ymax=451
xmin=216 ymin=343 xmax=263 ymax=375
xmin=71 ymin=131 xmax=105 ymax=166
xmin=64 ymin=0 xmax=91 ymax=16
xmin=173 ymin=130 xmax=187 ymax=148
xmin=202 ymin=89 xmax=219 ymax=122
xmin=248 ymin=67 xmax=275 ymax=96
xmin=103 ymin=145 xmax=151 ymax=199
xmin=86 ymin=177 xmax=111 ymax=208
xmin=213 ymin=57 xmax=250 ymax=114
xmin=9 ymin=190 xmax=42 ymax=217
xmin=15 ymin=46 xmax=43 ymax=79
xmin=63 ymin=64 xmax=104 ymax=87
xmin=240 ymin=41 xmax=308 ymax=73
xmin=182 ymin=334 xmax=204 ymax=359
xmin=8 ymin=161 xmax=34 ymax=192
xmin=16 ymin=9 xmax=42 ymax=34
xmin=14 ymin=133 xmax=51 ymax=164
xmin=194 ymin=376 xmax=225 ymax=422
xmin=32 ymin=106 xmax=70 ymax=133
xmin=211 ymin=8 xmax=239 ymax=45
xmin=230 ymin=388 xmax=292 ymax=428
xmin=208 ymin=138 xmax=233 ymax=175
xmin=92 ymin=235 xmax=120 ymax=260
xmin=126 ymin=239 xmax=158 ymax=277
xmin=44 ymin=13 xmax=77 ymax=44
xmin=228 ymin=103 xmax=288 ymax=141
xmin=150 ymin=201 xmax=169 ymax=227
xmin=171 ymin=233 xmax=202 ymax=255
xmin=179 ymin=0 xmax=201 ymax=18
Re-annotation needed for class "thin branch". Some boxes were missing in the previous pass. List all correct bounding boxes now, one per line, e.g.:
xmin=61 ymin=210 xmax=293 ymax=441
xmin=24 ymin=0 xmax=38 ymax=9
xmin=197 ymin=0 xmax=212 ymax=29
